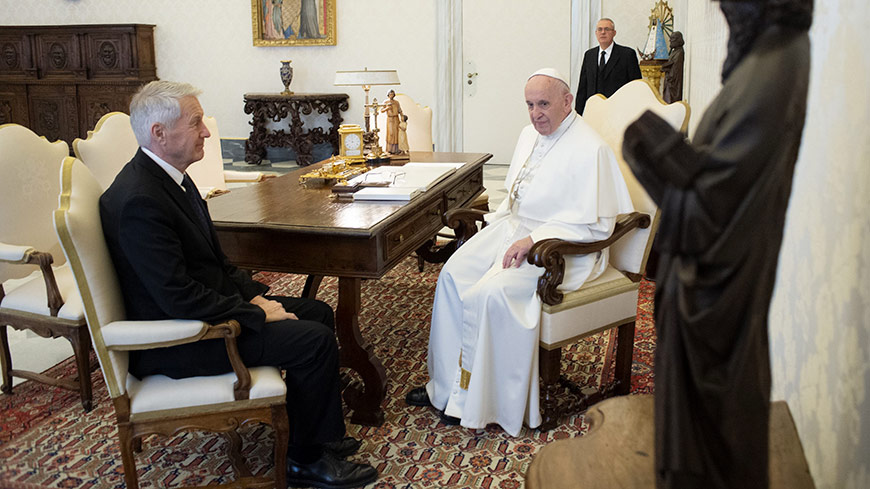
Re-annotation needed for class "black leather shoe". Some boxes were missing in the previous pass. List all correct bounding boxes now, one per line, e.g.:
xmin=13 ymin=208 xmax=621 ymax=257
xmin=439 ymin=411 xmax=461 ymax=426
xmin=287 ymin=451 xmax=377 ymax=489
xmin=323 ymin=436 xmax=362 ymax=458
xmin=405 ymin=386 xmax=432 ymax=407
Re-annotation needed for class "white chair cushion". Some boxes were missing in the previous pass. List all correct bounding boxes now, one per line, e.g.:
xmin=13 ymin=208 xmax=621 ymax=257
xmin=540 ymin=266 xmax=639 ymax=347
xmin=101 ymin=320 xmax=209 ymax=349
xmin=0 ymin=265 xmax=84 ymax=320
xmin=127 ymin=366 xmax=287 ymax=414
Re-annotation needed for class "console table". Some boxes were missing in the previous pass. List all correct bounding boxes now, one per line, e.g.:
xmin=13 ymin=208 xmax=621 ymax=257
xmin=0 ymin=24 xmax=157 ymax=144
xmin=243 ymin=92 xmax=349 ymax=166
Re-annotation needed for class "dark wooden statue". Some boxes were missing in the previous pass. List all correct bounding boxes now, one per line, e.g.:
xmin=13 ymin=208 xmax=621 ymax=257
xmin=661 ymin=31 xmax=684 ymax=103
xmin=621 ymin=0 xmax=814 ymax=487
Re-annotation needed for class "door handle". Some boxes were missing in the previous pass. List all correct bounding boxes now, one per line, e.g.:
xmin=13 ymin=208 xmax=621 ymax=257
xmin=467 ymin=72 xmax=478 ymax=85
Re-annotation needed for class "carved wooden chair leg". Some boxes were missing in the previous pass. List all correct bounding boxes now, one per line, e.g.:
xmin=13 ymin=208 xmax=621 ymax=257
xmin=118 ymin=424 xmax=139 ymax=489
xmin=302 ymin=275 xmax=323 ymax=299
xmin=417 ymin=254 xmax=425 ymax=272
xmin=226 ymin=430 xmax=252 ymax=479
xmin=613 ymin=321 xmax=636 ymax=396
xmin=0 ymin=325 xmax=12 ymax=394
xmin=272 ymin=404 xmax=289 ymax=489
xmin=69 ymin=326 xmax=93 ymax=411
xmin=538 ymin=346 xmax=562 ymax=431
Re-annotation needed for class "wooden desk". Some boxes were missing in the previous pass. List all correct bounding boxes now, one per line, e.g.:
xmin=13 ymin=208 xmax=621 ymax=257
xmin=208 ymin=152 xmax=492 ymax=425
xmin=243 ymin=92 xmax=349 ymax=166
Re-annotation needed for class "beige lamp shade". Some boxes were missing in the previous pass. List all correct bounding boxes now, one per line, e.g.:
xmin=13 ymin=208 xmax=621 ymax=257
xmin=334 ymin=69 xmax=400 ymax=86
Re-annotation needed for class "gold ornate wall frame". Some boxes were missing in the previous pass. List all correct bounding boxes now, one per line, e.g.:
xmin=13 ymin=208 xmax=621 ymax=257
xmin=252 ymin=0 xmax=336 ymax=46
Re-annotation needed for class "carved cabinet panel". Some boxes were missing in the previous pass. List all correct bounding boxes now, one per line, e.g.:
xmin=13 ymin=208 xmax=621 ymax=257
xmin=0 ymin=24 xmax=157 ymax=144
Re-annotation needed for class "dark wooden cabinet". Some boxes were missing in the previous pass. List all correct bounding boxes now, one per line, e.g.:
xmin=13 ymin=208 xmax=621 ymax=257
xmin=0 ymin=24 xmax=157 ymax=144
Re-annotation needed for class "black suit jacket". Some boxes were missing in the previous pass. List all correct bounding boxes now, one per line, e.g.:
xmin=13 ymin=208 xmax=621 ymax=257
xmin=575 ymin=42 xmax=642 ymax=115
xmin=100 ymin=149 xmax=269 ymax=335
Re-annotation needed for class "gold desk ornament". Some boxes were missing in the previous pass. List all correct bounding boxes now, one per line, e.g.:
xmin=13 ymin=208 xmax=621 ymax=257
xmin=338 ymin=124 xmax=366 ymax=164
xmin=298 ymin=156 xmax=370 ymax=187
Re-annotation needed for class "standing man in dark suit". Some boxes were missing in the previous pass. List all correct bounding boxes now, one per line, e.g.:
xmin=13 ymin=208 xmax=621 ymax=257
xmin=575 ymin=18 xmax=643 ymax=114
xmin=99 ymin=80 xmax=377 ymax=489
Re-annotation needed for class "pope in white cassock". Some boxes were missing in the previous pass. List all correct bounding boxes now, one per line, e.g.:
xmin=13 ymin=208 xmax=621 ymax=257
xmin=406 ymin=68 xmax=634 ymax=436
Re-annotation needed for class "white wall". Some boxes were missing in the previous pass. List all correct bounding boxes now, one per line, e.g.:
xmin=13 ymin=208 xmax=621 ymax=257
xmin=0 ymin=0 xmax=437 ymax=140
xmin=768 ymin=1 xmax=870 ymax=488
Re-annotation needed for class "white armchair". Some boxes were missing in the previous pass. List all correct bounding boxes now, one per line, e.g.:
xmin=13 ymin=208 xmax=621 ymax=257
xmin=373 ymin=92 xmax=434 ymax=152
xmin=54 ymin=157 xmax=289 ymax=489
xmin=0 ymin=124 xmax=93 ymax=411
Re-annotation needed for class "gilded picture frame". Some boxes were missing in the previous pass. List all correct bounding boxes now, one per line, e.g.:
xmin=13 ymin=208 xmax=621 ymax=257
xmin=252 ymin=0 xmax=336 ymax=46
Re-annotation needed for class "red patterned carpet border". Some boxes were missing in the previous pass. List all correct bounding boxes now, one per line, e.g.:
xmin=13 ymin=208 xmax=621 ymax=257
xmin=0 ymin=257 xmax=655 ymax=488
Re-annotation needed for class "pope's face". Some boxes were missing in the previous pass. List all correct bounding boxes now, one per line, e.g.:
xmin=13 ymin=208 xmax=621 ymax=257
xmin=525 ymin=76 xmax=573 ymax=136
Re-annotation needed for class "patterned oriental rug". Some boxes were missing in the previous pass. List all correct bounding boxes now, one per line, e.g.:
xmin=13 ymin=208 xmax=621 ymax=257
xmin=0 ymin=257 xmax=655 ymax=489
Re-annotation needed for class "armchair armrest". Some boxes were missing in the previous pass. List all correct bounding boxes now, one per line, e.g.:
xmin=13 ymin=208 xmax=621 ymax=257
xmin=444 ymin=208 xmax=488 ymax=247
xmin=104 ymin=319 xmax=252 ymax=400
xmin=0 ymin=243 xmax=36 ymax=262
xmin=527 ymin=212 xmax=651 ymax=306
xmin=0 ymin=242 xmax=64 ymax=316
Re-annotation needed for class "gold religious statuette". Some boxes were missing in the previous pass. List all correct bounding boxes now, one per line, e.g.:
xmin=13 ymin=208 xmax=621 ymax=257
xmin=298 ymin=156 xmax=370 ymax=187
xmin=338 ymin=124 xmax=366 ymax=163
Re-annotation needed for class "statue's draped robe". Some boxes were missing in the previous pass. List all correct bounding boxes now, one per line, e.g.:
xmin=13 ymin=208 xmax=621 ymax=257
xmin=624 ymin=25 xmax=810 ymax=488
xmin=426 ymin=113 xmax=633 ymax=436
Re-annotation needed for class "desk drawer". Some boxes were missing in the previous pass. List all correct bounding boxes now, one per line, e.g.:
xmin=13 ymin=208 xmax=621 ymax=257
xmin=384 ymin=198 xmax=443 ymax=261
xmin=445 ymin=168 xmax=484 ymax=208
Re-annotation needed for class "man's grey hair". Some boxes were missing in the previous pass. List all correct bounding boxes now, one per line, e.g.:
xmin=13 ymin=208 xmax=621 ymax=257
xmin=600 ymin=17 xmax=616 ymax=30
xmin=129 ymin=80 xmax=202 ymax=148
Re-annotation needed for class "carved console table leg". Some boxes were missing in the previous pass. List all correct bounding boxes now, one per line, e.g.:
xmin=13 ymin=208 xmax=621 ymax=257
xmin=244 ymin=99 xmax=268 ymax=165
xmin=336 ymin=277 xmax=386 ymax=426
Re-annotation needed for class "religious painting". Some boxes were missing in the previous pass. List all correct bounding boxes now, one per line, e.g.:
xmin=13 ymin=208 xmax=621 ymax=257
xmin=251 ymin=0 xmax=336 ymax=46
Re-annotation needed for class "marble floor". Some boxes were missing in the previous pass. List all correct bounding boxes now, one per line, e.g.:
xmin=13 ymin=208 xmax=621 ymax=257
xmin=5 ymin=160 xmax=510 ymax=386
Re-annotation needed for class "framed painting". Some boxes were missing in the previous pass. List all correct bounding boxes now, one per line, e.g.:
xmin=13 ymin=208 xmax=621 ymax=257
xmin=252 ymin=0 xmax=336 ymax=46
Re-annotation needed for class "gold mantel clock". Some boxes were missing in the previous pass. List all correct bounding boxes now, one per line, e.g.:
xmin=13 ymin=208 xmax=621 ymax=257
xmin=338 ymin=124 xmax=366 ymax=163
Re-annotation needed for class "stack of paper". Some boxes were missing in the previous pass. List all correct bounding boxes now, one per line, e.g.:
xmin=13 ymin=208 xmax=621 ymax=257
xmin=353 ymin=187 xmax=421 ymax=201
xmin=347 ymin=163 xmax=465 ymax=201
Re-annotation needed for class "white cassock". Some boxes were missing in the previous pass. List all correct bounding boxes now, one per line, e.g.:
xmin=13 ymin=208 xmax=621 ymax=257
xmin=425 ymin=111 xmax=633 ymax=435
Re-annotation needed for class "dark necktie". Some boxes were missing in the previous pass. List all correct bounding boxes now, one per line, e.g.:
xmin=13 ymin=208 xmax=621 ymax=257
xmin=181 ymin=174 xmax=211 ymax=238
xmin=597 ymin=50 xmax=607 ymax=93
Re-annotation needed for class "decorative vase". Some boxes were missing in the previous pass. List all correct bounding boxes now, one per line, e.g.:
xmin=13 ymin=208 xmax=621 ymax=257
xmin=280 ymin=60 xmax=294 ymax=95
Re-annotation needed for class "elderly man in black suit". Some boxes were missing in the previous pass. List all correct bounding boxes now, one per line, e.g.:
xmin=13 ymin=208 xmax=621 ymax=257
xmin=575 ymin=18 xmax=642 ymax=115
xmin=99 ymin=80 xmax=377 ymax=489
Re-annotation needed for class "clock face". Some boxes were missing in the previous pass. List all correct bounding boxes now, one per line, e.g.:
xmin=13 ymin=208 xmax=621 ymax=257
xmin=344 ymin=133 xmax=361 ymax=150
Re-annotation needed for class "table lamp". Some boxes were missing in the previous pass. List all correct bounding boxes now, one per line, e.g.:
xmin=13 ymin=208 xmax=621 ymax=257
xmin=334 ymin=68 xmax=400 ymax=133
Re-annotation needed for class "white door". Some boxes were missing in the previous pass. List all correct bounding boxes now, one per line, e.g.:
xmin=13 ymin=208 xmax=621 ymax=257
xmin=462 ymin=0 xmax=571 ymax=165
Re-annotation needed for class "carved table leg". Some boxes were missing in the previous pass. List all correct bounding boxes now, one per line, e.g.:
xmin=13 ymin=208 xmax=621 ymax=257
xmin=0 ymin=325 xmax=12 ymax=394
xmin=336 ymin=277 xmax=386 ymax=426
xmin=538 ymin=346 xmax=562 ymax=431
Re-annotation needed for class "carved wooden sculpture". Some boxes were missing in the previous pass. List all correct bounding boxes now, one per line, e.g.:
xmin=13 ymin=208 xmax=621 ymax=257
xmin=622 ymin=1 xmax=813 ymax=487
